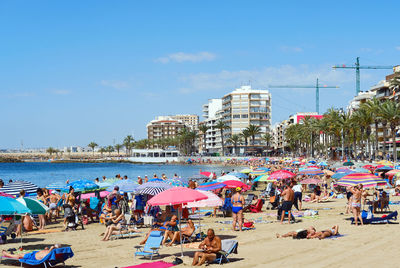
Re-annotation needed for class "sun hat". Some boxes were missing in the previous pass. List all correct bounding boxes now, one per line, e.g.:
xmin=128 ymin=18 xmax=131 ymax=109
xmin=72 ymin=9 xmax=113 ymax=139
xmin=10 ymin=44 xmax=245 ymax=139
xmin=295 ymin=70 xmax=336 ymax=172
xmin=235 ymin=187 xmax=242 ymax=192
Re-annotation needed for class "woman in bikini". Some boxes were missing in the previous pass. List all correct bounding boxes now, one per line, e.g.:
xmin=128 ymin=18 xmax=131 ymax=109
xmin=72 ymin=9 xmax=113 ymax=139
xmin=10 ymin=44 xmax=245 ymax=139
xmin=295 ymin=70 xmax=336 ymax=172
xmin=348 ymin=185 xmax=363 ymax=226
xmin=101 ymin=209 xmax=125 ymax=241
xmin=231 ymin=187 xmax=245 ymax=231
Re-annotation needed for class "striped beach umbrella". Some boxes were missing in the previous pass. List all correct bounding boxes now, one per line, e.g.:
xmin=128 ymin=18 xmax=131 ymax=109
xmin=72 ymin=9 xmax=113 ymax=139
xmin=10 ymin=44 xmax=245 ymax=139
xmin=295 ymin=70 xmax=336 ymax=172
xmin=1 ymin=181 xmax=38 ymax=196
xmin=332 ymin=172 xmax=352 ymax=179
xmin=136 ymin=181 xmax=172 ymax=196
xmin=337 ymin=173 xmax=387 ymax=188
xmin=298 ymin=168 xmax=323 ymax=176
xmin=253 ymin=175 xmax=273 ymax=182
xmin=375 ymin=166 xmax=393 ymax=172
xmin=197 ymin=182 xmax=226 ymax=191
xmin=17 ymin=197 xmax=49 ymax=215
xmin=336 ymin=167 xmax=353 ymax=173
xmin=301 ymin=178 xmax=321 ymax=185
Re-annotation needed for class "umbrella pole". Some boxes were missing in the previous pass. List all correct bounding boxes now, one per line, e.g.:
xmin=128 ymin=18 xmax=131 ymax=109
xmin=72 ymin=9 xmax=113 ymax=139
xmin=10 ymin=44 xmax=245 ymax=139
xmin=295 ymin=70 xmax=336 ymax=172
xmin=179 ymin=207 xmax=183 ymax=257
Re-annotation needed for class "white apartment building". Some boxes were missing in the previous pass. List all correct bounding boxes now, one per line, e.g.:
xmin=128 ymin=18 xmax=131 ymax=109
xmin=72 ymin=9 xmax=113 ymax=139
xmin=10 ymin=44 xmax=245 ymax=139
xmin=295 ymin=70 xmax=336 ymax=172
xmin=199 ymin=99 xmax=223 ymax=154
xmin=221 ymin=85 xmax=272 ymax=154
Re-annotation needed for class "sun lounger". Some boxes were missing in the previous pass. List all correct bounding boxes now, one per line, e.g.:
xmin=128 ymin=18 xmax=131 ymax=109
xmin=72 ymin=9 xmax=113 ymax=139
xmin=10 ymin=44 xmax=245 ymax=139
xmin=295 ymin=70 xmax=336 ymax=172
xmin=134 ymin=231 xmax=163 ymax=260
xmin=19 ymin=247 xmax=74 ymax=268
xmin=212 ymin=239 xmax=238 ymax=265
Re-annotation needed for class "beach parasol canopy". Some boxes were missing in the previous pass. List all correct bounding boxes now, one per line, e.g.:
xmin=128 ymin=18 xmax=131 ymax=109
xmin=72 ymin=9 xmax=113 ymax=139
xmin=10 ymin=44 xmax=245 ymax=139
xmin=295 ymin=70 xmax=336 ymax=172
xmin=376 ymin=160 xmax=393 ymax=166
xmin=239 ymin=168 xmax=252 ymax=173
xmin=269 ymin=170 xmax=296 ymax=180
xmin=16 ymin=197 xmax=49 ymax=215
xmin=343 ymin=161 xmax=354 ymax=166
xmin=337 ymin=173 xmax=387 ymax=188
xmin=197 ymin=182 xmax=226 ymax=191
xmin=0 ymin=196 xmax=31 ymax=215
xmin=147 ymin=187 xmax=208 ymax=206
xmin=216 ymin=174 xmax=241 ymax=182
xmin=164 ymin=178 xmax=188 ymax=187
xmin=363 ymin=165 xmax=375 ymax=170
xmin=185 ymin=190 xmax=222 ymax=208
xmin=308 ymin=160 xmax=317 ymax=164
xmin=353 ymin=168 xmax=370 ymax=173
xmin=136 ymin=181 xmax=173 ymax=196
xmin=323 ymin=170 xmax=335 ymax=176
xmin=253 ymin=175 xmax=272 ymax=182
xmin=385 ymin=169 xmax=400 ymax=176
xmin=188 ymin=174 xmax=209 ymax=181
xmin=64 ymin=180 xmax=99 ymax=192
xmin=301 ymin=178 xmax=321 ymax=185
xmin=1 ymin=181 xmax=39 ymax=196
xmin=298 ymin=168 xmax=323 ymax=176
xmin=332 ymin=172 xmax=353 ymax=179
xmin=229 ymin=172 xmax=248 ymax=179
xmin=374 ymin=166 xmax=393 ymax=172
xmin=200 ymin=171 xmax=212 ymax=177
xmin=46 ymin=182 xmax=67 ymax=190
xmin=222 ymin=180 xmax=249 ymax=190
xmin=106 ymin=180 xmax=139 ymax=192
xmin=336 ymin=167 xmax=353 ymax=173
xmin=317 ymin=161 xmax=328 ymax=166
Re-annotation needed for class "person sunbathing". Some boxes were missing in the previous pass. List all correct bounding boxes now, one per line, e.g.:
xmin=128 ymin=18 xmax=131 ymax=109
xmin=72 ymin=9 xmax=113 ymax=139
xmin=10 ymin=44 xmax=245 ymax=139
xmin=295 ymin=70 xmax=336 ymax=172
xmin=310 ymin=186 xmax=322 ymax=203
xmin=165 ymin=219 xmax=195 ymax=246
xmin=2 ymin=244 xmax=60 ymax=260
xmin=307 ymin=225 xmax=339 ymax=239
xmin=276 ymin=226 xmax=316 ymax=239
xmin=140 ymin=215 xmax=178 ymax=245
xmin=101 ymin=209 xmax=125 ymax=241
xmin=192 ymin=229 xmax=221 ymax=266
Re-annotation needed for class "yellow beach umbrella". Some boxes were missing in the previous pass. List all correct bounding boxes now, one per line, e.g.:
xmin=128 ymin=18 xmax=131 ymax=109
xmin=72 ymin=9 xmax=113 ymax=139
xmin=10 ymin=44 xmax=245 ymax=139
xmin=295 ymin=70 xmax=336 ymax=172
xmin=240 ymin=168 xmax=252 ymax=174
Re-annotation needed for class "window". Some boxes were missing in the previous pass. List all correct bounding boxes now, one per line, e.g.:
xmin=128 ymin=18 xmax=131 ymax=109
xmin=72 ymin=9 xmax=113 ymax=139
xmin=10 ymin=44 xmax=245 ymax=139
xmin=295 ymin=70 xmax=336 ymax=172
xmin=233 ymin=114 xmax=240 ymax=119
xmin=241 ymin=94 xmax=248 ymax=99
xmin=241 ymin=114 xmax=248 ymax=118
xmin=232 ymin=108 xmax=241 ymax=114
xmin=233 ymin=95 xmax=240 ymax=100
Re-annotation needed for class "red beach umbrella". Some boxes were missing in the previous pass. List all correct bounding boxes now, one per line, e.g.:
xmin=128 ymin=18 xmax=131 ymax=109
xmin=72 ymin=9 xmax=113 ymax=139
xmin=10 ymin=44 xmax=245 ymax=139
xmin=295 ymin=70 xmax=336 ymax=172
xmin=222 ymin=180 xmax=249 ymax=190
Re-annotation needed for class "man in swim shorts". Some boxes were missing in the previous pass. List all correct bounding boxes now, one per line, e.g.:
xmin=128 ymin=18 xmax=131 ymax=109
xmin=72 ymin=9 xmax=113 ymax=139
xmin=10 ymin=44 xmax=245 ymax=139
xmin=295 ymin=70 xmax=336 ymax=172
xmin=2 ymin=244 xmax=61 ymax=260
xmin=192 ymin=229 xmax=221 ymax=266
xmin=307 ymin=225 xmax=339 ymax=239
xmin=276 ymin=226 xmax=316 ymax=239
xmin=280 ymin=183 xmax=294 ymax=224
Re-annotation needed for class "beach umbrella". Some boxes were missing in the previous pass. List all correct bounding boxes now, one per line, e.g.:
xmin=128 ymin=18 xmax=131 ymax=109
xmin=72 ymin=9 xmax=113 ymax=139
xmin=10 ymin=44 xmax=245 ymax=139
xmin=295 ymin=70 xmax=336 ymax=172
xmin=148 ymin=187 xmax=208 ymax=257
xmin=200 ymin=171 xmax=212 ymax=177
xmin=165 ymin=178 xmax=188 ymax=187
xmin=64 ymin=179 xmax=99 ymax=193
xmin=148 ymin=178 xmax=164 ymax=182
xmin=0 ymin=196 xmax=31 ymax=215
xmin=269 ymin=170 xmax=295 ymax=180
xmin=240 ymin=168 xmax=252 ymax=173
xmin=376 ymin=160 xmax=393 ymax=165
xmin=353 ymin=167 xmax=370 ymax=173
xmin=185 ymin=190 xmax=222 ymax=208
xmin=292 ymin=161 xmax=300 ymax=164
xmin=343 ymin=161 xmax=354 ymax=166
xmin=188 ymin=174 xmax=209 ymax=181
xmin=308 ymin=160 xmax=316 ymax=164
xmin=106 ymin=180 xmax=139 ymax=192
xmin=1 ymin=181 xmax=38 ymax=196
xmin=337 ymin=173 xmax=387 ymax=188
xmin=136 ymin=181 xmax=173 ymax=196
xmin=81 ymin=190 xmax=110 ymax=200
xmin=16 ymin=197 xmax=49 ymax=215
xmin=332 ymin=172 xmax=352 ymax=179
xmin=363 ymin=164 xmax=375 ymax=170
xmin=385 ymin=169 xmax=400 ymax=176
xmin=301 ymin=178 xmax=321 ymax=185
xmin=222 ymin=180 xmax=249 ymax=190
xmin=298 ymin=169 xmax=323 ymax=176
xmin=375 ymin=166 xmax=393 ymax=172
xmin=197 ymin=182 xmax=226 ymax=191
xmin=216 ymin=175 xmax=241 ymax=182
xmin=318 ymin=161 xmax=328 ymax=166
xmin=229 ymin=172 xmax=248 ymax=179
xmin=253 ymin=175 xmax=272 ymax=182
xmin=0 ymin=192 xmax=16 ymax=198
xmin=336 ymin=167 xmax=353 ymax=173
xmin=46 ymin=182 xmax=67 ymax=190
xmin=395 ymin=165 xmax=400 ymax=170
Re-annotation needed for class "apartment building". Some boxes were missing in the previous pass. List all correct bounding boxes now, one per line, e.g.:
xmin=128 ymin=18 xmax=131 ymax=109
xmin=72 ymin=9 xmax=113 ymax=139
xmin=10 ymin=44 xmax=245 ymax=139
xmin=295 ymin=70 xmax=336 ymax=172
xmin=146 ymin=118 xmax=185 ymax=147
xmin=199 ymin=99 xmax=223 ymax=154
xmin=221 ymin=85 xmax=271 ymax=154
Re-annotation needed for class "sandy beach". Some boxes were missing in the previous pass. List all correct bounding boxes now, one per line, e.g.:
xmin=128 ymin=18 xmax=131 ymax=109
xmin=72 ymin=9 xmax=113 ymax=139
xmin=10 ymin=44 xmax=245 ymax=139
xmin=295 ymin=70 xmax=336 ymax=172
xmin=2 ymin=194 xmax=399 ymax=268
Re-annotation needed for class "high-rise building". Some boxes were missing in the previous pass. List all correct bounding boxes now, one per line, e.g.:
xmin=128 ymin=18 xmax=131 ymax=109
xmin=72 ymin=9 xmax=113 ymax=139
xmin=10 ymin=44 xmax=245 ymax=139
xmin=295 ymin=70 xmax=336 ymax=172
xmin=221 ymin=85 xmax=272 ymax=154
xmin=146 ymin=118 xmax=185 ymax=147
xmin=202 ymin=99 xmax=223 ymax=119
xmin=155 ymin=114 xmax=199 ymax=130
xmin=199 ymin=99 xmax=223 ymax=154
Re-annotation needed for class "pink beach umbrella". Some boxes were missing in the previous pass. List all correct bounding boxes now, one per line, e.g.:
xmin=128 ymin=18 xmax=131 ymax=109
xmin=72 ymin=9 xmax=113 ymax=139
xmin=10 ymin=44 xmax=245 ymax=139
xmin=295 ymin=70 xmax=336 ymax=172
xmin=222 ymin=180 xmax=249 ymax=191
xmin=269 ymin=170 xmax=295 ymax=180
xmin=300 ymin=178 xmax=322 ymax=185
xmin=148 ymin=187 xmax=208 ymax=257
xmin=185 ymin=190 xmax=223 ymax=208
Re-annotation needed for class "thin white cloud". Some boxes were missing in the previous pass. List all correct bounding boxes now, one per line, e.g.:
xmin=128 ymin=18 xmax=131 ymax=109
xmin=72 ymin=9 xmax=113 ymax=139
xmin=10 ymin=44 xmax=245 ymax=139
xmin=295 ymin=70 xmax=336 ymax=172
xmin=396 ymin=46 xmax=400 ymax=51
xmin=280 ymin=46 xmax=303 ymax=53
xmin=100 ymin=80 xmax=129 ymax=89
xmin=52 ymin=90 xmax=71 ymax=95
xmin=156 ymin=52 xmax=216 ymax=64
xmin=178 ymin=64 xmax=355 ymax=94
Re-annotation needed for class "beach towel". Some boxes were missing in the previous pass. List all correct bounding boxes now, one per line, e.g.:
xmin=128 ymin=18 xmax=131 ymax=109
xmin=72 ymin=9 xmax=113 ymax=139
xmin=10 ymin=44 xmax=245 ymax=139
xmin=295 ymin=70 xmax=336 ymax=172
xmin=122 ymin=261 xmax=175 ymax=268
xmin=20 ymin=247 xmax=74 ymax=266
xmin=324 ymin=234 xmax=346 ymax=240
xmin=28 ymin=229 xmax=63 ymax=235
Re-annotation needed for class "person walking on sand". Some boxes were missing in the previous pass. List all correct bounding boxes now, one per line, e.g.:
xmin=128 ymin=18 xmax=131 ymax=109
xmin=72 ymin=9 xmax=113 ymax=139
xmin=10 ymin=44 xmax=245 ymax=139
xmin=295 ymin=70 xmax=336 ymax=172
xmin=348 ymin=185 xmax=363 ymax=226
xmin=280 ymin=183 xmax=294 ymax=224
xmin=292 ymin=181 xmax=303 ymax=211
xmin=231 ymin=187 xmax=245 ymax=231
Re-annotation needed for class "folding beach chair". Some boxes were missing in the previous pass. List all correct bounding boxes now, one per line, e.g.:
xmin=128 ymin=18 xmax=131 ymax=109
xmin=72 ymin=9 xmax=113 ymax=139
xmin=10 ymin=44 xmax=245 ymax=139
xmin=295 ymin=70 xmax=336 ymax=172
xmin=213 ymin=239 xmax=238 ymax=265
xmin=134 ymin=231 xmax=163 ymax=260
xmin=19 ymin=247 xmax=74 ymax=268
xmin=249 ymin=199 xmax=264 ymax=213
xmin=220 ymin=198 xmax=232 ymax=218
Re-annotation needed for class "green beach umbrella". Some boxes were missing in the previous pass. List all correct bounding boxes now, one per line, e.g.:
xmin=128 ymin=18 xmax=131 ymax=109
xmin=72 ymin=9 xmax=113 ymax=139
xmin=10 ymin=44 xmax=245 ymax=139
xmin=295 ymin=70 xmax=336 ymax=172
xmin=0 ymin=196 xmax=31 ymax=215
xmin=17 ymin=197 xmax=49 ymax=215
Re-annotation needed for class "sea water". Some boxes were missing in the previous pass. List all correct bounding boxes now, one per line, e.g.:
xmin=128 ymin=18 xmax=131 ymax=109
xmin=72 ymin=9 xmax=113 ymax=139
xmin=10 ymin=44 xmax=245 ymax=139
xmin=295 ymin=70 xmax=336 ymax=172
xmin=0 ymin=162 xmax=233 ymax=187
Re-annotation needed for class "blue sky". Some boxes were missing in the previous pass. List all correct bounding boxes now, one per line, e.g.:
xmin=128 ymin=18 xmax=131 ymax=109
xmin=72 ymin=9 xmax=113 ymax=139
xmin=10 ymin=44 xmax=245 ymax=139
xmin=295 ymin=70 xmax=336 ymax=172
xmin=0 ymin=1 xmax=399 ymax=149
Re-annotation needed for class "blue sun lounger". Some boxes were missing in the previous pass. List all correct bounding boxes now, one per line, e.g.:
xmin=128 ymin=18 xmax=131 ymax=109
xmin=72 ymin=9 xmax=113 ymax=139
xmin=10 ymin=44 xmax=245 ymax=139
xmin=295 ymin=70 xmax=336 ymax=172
xmin=213 ymin=239 xmax=238 ymax=265
xmin=134 ymin=231 xmax=163 ymax=260
xmin=19 ymin=247 xmax=74 ymax=268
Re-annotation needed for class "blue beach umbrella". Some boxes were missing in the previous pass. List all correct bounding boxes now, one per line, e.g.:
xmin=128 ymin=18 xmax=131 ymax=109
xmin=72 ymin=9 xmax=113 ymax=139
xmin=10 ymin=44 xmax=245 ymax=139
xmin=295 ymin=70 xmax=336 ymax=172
xmin=107 ymin=180 xmax=139 ymax=192
xmin=229 ymin=172 xmax=247 ymax=179
xmin=63 ymin=179 xmax=99 ymax=192
xmin=317 ymin=162 xmax=328 ymax=166
xmin=148 ymin=178 xmax=163 ymax=182
xmin=46 ymin=182 xmax=67 ymax=190
xmin=197 ymin=182 xmax=226 ymax=191
xmin=0 ymin=196 xmax=31 ymax=215
xmin=308 ymin=160 xmax=316 ymax=164
xmin=165 ymin=179 xmax=188 ymax=187
xmin=332 ymin=172 xmax=353 ymax=179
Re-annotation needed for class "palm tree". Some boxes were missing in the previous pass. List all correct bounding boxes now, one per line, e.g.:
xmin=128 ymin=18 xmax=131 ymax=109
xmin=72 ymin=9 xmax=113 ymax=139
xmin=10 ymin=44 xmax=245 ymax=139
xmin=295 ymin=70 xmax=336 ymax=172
xmin=245 ymin=124 xmax=262 ymax=146
xmin=114 ymin=144 xmax=122 ymax=155
xmin=380 ymin=100 xmax=400 ymax=162
xmin=227 ymin=134 xmax=242 ymax=155
xmin=215 ymin=121 xmax=229 ymax=156
xmin=46 ymin=147 xmax=57 ymax=156
xmin=198 ymin=124 xmax=210 ymax=153
xmin=241 ymin=128 xmax=250 ymax=148
xmin=106 ymin=145 xmax=114 ymax=156
xmin=364 ymin=98 xmax=382 ymax=159
xmin=88 ymin=142 xmax=98 ymax=156
xmin=389 ymin=74 xmax=400 ymax=95
xmin=98 ymin=147 xmax=106 ymax=157
xmin=123 ymin=135 xmax=134 ymax=156
xmin=262 ymin=133 xmax=272 ymax=149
